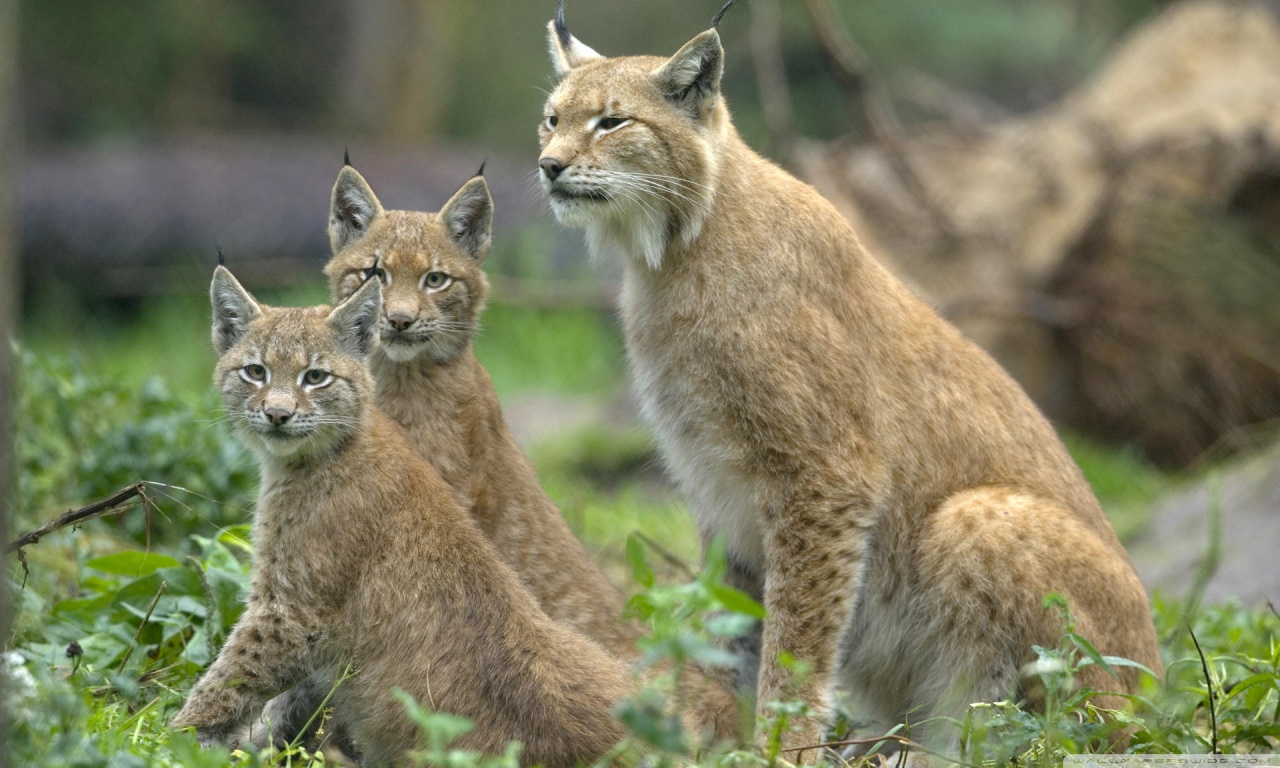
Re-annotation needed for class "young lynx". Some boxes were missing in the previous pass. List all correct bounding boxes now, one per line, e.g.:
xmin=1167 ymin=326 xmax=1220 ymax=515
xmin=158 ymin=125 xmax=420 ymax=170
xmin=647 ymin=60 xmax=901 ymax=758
xmin=321 ymin=164 xmax=738 ymax=737
xmin=171 ymin=267 xmax=631 ymax=767
xmin=539 ymin=2 xmax=1162 ymax=760
xmin=322 ymin=165 xmax=638 ymax=654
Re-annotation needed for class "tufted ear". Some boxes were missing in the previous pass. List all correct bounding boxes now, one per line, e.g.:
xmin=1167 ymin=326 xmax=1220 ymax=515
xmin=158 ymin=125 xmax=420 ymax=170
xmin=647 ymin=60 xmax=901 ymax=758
xmin=328 ymin=274 xmax=383 ymax=358
xmin=654 ymin=29 xmax=724 ymax=119
xmin=210 ymin=265 xmax=262 ymax=355
xmin=329 ymin=165 xmax=385 ymax=254
xmin=547 ymin=0 xmax=602 ymax=77
xmin=439 ymin=174 xmax=493 ymax=262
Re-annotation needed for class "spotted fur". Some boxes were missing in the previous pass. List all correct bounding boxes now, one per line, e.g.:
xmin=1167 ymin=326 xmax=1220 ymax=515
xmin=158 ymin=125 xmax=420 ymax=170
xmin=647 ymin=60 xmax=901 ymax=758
xmin=171 ymin=267 xmax=632 ymax=767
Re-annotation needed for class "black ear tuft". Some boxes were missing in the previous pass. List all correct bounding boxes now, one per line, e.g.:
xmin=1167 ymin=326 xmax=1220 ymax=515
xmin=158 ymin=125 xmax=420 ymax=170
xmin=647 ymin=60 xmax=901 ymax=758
xmin=547 ymin=0 xmax=602 ymax=76
xmin=216 ymin=246 xmax=226 ymax=266
xmin=343 ymin=147 xmax=352 ymax=167
xmin=329 ymin=166 xmax=384 ymax=254
xmin=328 ymin=275 xmax=382 ymax=359
xmin=439 ymin=176 xmax=493 ymax=262
xmin=360 ymin=253 xmax=383 ymax=286
xmin=554 ymin=0 xmax=570 ymax=47
xmin=710 ymin=0 xmax=737 ymax=29
xmin=210 ymin=265 xmax=263 ymax=355
xmin=655 ymin=30 xmax=724 ymax=118
xmin=476 ymin=159 xmax=487 ymax=178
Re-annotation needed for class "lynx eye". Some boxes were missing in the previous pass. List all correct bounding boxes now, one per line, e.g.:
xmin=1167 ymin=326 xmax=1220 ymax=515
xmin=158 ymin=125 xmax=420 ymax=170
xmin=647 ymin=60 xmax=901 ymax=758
xmin=301 ymin=369 xmax=333 ymax=387
xmin=544 ymin=114 xmax=558 ymax=130
xmin=597 ymin=116 xmax=628 ymax=132
xmin=421 ymin=271 xmax=452 ymax=291
xmin=241 ymin=364 xmax=267 ymax=383
xmin=361 ymin=265 xmax=389 ymax=285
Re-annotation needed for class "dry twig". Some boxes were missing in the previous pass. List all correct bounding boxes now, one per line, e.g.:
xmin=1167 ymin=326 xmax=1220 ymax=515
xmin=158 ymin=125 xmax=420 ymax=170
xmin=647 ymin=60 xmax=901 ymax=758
xmin=6 ymin=482 xmax=151 ymax=554
xmin=798 ymin=0 xmax=959 ymax=247
xmin=1188 ymin=623 xmax=1220 ymax=754
xmin=748 ymin=0 xmax=797 ymax=160
xmin=118 ymin=581 xmax=167 ymax=675
xmin=631 ymin=531 xmax=696 ymax=582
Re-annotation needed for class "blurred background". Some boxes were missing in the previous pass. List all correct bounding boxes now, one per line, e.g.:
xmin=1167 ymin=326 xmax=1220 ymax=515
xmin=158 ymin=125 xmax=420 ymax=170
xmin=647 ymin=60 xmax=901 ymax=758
xmin=3 ymin=0 xmax=1279 ymax=607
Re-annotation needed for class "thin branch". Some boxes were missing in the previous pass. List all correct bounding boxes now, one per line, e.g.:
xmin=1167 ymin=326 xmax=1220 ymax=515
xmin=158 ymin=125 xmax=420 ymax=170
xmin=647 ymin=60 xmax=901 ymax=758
xmin=781 ymin=733 xmax=980 ymax=768
xmin=6 ymin=482 xmax=149 ymax=554
xmin=631 ymin=531 xmax=696 ymax=582
xmin=118 ymin=581 xmax=167 ymax=675
xmin=1188 ymin=623 xmax=1219 ymax=754
xmin=748 ymin=0 xmax=797 ymax=161
xmin=798 ymin=0 xmax=959 ymax=247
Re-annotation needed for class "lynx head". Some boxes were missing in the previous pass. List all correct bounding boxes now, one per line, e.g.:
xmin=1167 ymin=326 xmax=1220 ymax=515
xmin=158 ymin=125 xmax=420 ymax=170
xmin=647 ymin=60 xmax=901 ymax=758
xmin=538 ymin=1 xmax=735 ymax=268
xmin=324 ymin=163 xmax=492 ymax=364
xmin=211 ymin=265 xmax=382 ymax=462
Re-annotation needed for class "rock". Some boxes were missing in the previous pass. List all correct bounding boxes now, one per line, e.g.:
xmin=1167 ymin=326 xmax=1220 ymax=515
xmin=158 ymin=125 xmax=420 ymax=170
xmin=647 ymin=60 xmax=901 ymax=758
xmin=1129 ymin=443 xmax=1280 ymax=605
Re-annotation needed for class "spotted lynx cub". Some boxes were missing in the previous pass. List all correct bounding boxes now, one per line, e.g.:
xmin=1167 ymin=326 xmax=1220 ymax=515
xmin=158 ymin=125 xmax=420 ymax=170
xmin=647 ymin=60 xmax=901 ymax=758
xmin=170 ymin=266 xmax=631 ymax=767
xmin=323 ymin=165 xmax=639 ymax=654
xmin=319 ymin=163 xmax=738 ymax=737
xmin=539 ymin=3 xmax=1162 ymax=760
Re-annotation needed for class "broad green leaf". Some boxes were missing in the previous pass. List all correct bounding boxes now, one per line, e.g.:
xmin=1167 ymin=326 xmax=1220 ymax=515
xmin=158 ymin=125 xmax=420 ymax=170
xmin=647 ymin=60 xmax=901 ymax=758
xmin=708 ymin=582 xmax=766 ymax=619
xmin=626 ymin=534 xmax=655 ymax=589
xmin=86 ymin=550 xmax=181 ymax=577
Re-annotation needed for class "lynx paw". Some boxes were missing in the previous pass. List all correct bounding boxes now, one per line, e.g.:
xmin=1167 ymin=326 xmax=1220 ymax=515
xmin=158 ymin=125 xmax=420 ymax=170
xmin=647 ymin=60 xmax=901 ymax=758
xmin=169 ymin=719 xmax=243 ymax=751
xmin=171 ymin=708 xmax=244 ymax=751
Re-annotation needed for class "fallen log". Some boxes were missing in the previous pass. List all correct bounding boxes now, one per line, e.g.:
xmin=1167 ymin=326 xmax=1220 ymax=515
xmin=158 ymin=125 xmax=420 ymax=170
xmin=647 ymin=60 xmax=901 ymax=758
xmin=799 ymin=0 xmax=1280 ymax=466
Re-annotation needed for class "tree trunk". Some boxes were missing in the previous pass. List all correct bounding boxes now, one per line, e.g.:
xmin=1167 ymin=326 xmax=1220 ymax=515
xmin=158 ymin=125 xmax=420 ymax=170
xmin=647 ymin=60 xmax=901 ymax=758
xmin=799 ymin=0 xmax=1280 ymax=467
xmin=336 ymin=0 xmax=455 ymax=141
xmin=0 ymin=0 xmax=19 ymax=761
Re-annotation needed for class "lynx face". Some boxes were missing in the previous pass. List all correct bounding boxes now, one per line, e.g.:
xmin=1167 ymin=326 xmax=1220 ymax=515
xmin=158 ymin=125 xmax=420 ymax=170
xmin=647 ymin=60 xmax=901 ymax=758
xmin=211 ymin=266 xmax=381 ymax=462
xmin=538 ymin=19 xmax=728 ymax=267
xmin=325 ymin=167 xmax=491 ymax=364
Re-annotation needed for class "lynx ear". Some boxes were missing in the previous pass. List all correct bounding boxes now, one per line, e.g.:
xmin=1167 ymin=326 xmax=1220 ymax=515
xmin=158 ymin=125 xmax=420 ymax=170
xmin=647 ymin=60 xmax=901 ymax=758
xmin=439 ymin=174 xmax=493 ymax=262
xmin=328 ymin=274 xmax=383 ymax=358
xmin=330 ymin=165 xmax=385 ymax=254
xmin=210 ymin=265 xmax=263 ymax=355
xmin=547 ymin=0 xmax=602 ymax=77
xmin=654 ymin=29 xmax=724 ymax=118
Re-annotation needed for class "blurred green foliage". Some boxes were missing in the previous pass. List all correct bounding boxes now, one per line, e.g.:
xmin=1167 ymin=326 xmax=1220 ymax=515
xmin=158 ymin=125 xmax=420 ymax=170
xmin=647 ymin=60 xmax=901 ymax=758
xmin=5 ymin=334 xmax=1276 ymax=766
xmin=19 ymin=0 xmax=1167 ymax=152
xmin=13 ymin=349 xmax=256 ymax=544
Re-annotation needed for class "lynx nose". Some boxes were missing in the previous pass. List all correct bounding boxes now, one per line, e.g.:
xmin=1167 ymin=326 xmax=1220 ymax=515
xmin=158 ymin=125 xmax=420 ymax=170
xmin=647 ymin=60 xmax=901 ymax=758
xmin=539 ymin=157 xmax=565 ymax=181
xmin=387 ymin=312 xmax=414 ymax=331
xmin=264 ymin=407 xmax=293 ymax=426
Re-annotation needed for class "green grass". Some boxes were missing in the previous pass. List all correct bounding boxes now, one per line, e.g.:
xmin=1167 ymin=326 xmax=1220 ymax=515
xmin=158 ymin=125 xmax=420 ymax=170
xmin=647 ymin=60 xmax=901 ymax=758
xmin=475 ymin=303 xmax=625 ymax=399
xmin=531 ymin=425 xmax=699 ymax=589
xmin=15 ymin=278 xmax=1264 ymax=768
xmin=1061 ymin=432 xmax=1174 ymax=541
xmin=21 ymin=278 xmax=626 ymax=405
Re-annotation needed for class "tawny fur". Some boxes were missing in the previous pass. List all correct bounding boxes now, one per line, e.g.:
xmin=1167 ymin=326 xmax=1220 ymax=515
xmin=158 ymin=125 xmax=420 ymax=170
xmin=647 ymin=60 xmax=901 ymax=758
xmin=317 ymin=167 xmax=739 ymax=740
xmin=323 ymin=170 xmax=639 ymax=653
xmin=171 ymin=268 xmax=631 ymax=767
xmin=539 ymin=14 xmax=1163 ymax=761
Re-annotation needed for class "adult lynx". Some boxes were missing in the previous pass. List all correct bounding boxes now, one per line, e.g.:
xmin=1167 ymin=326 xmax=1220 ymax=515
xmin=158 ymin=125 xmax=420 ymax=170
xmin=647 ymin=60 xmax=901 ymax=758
xmin=171 ymin=267 xmax=631 ymax=767
xmin=538 ymin=3 xmax=1161 ymax=759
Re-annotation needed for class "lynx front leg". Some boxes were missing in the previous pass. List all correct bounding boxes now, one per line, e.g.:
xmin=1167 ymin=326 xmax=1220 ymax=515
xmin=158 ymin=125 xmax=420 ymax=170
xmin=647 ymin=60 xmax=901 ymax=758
xmin=171 ymin=601 xmax=324 ymax=748
xmin=757 ymin=498 xmax=873 ymax=764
